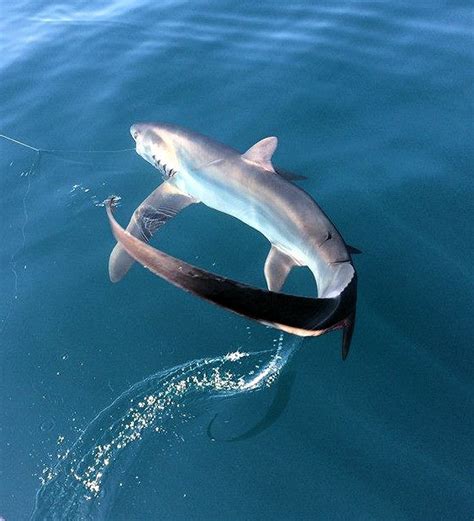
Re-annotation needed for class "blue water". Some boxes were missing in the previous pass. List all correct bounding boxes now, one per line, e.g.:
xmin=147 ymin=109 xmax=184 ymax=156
xmin=1 ymin=1 xmax=473 ymax=520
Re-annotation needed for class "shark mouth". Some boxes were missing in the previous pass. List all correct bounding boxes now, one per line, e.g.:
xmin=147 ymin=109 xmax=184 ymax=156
xmin=105 ymin=198 xmax=357 ymax=359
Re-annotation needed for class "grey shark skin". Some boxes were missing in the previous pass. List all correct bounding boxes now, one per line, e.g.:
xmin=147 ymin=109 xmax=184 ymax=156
xmin=107 ymin=122 xmax=357 ymax=358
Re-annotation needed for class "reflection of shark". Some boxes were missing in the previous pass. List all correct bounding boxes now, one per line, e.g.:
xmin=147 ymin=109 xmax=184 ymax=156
xmin=207 ymin=370 xmax=297 ymax=443
xmin=107 ymin=123 xmax=358 ymax=358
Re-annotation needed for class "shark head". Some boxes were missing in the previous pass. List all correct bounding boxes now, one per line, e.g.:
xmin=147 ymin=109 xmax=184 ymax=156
xmin=130 ymin=122 xmax=236 ymax=184
xmin=130 ymin=123 xmax=180 ymax=180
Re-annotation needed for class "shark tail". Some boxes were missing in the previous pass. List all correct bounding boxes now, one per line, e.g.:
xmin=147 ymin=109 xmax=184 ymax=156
xmin=106 ymin=199 xmax=357 ymax=357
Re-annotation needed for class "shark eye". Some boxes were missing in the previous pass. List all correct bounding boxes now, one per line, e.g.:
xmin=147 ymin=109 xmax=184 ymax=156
xmin=133 ymin=131 xmax=139 ymax=139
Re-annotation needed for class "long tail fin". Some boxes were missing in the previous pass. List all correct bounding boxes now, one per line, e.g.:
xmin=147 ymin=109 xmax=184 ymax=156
xmin=106 ymin=199 xmax=357 ymax=350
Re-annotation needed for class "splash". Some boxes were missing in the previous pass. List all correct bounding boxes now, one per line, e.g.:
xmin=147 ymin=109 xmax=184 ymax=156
xmin=32 ymin=336 xmax=300 ymax=520
xmin=69 ymin=183 xmax=117 ymax=208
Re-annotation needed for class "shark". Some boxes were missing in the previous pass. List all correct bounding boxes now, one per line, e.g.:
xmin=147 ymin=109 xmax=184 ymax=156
xmin=106 ymin=123 xmax=358 ymax=359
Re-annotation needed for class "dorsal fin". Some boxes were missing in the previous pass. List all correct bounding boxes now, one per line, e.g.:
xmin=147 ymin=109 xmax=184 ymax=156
xmin=242 ymin=137 xmax=278 ymax=172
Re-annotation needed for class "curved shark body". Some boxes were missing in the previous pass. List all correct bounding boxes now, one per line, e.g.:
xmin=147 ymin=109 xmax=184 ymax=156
xmin=107 ymin=123 xmax=358 ymax=358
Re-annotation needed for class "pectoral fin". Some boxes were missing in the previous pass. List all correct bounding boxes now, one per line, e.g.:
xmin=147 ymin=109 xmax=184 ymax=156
xmin=108 ymin=182 xmax=195 ymax=282
xmin=264 ymin=245 xmax=297 ymax=292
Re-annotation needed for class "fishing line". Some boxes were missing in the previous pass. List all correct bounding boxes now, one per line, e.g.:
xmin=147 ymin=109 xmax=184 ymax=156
xmin=0 ymin=133 xmax=41 ymax=152
xmin=0 ymin=133 xmax=135 ymax=155
xmin=0 ymin=136 xmax=40 ymax=334
xmin=0 ymin=133 xmax=135 ymax=170
xmin=0 ymin=133 xmax=133 ymax=334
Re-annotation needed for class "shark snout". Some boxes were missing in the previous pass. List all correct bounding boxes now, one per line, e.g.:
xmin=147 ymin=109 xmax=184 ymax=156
xmin=130 ymin=124 xmax=146 ymax=156
xmin=130 ymin=124 xmax=140 ymax=141
xmin=131 ymin=123 xmax=151 ymax=141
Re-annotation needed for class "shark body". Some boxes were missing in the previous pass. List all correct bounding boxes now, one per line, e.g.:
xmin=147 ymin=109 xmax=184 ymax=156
xmin=107 ymin=123 xmax=358 ymax=358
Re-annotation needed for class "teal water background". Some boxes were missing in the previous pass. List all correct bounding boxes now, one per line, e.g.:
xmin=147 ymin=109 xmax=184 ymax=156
xmin=1 ymin=1 xmax=473 ymax=520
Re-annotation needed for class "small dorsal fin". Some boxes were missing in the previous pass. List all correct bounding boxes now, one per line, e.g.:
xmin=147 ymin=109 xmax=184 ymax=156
xmin=274 ymin=167 xmax=307 ymax=182
xmin=242 ymin=137 xmax=278 ymax=172
xmin=347 ymin=245 xmax=362 ymax=255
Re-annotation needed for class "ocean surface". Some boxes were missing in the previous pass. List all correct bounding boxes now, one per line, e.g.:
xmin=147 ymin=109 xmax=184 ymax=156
xmin=1 ymin=1 xmax=473 ymax=520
